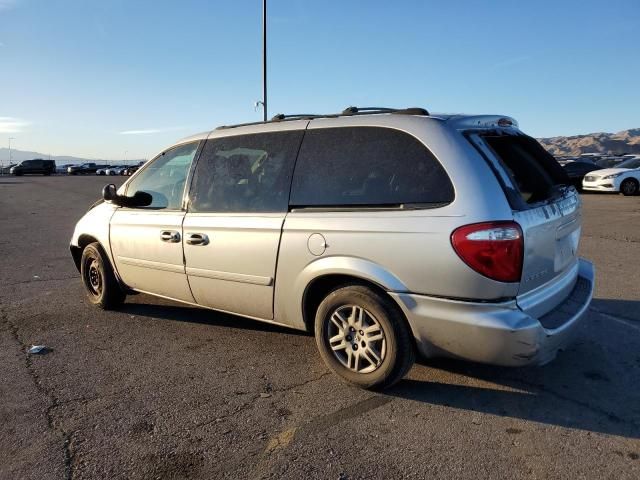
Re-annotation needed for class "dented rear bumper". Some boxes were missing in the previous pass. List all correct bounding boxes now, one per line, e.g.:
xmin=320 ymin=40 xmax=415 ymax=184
xmin=390 ymin=259 xmax=595 ymax=366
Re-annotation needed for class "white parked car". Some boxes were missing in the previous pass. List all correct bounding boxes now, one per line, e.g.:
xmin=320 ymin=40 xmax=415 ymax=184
xmin=582 ymin=157 xmax=640 ymax=195
xmin=105 ymin=166 xmax=127 ymax=176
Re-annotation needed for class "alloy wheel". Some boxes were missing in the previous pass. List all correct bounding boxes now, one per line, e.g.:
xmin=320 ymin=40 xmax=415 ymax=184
xmin=621 ymin=180 xmax=638 ymax=195
xmin=326 ymin=304 xmax=386 ymax=374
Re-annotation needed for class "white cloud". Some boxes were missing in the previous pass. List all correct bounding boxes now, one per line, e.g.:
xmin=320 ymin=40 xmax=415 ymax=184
xmin=119 ymin=126 xmax=188 ymax=135
xmin=0 ymin=117 xmax=30 ymax=133
xmin=119 ymin=129 xmax=164 ymax=135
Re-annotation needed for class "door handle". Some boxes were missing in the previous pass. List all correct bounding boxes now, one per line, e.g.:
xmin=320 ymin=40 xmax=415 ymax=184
xmin=185 ymin=233 xmax=209 ymax=246
xmin=160 ymin=230 xmax=181 ymax=243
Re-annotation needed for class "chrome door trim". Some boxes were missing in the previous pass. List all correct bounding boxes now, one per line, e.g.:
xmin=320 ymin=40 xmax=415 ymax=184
xmin=118 ymin=256 xmax=185 ymax=274
xmin=185 ymin=266 xmax=273 ymax=286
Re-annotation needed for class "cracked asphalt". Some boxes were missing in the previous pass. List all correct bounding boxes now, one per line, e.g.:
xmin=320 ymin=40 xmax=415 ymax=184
xmin=1 ymin=175 xmax=639 ymax=479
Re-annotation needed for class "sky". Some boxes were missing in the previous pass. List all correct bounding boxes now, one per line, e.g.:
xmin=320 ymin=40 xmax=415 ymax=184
xmin=0 ymin=0 xmax=639 ymax=160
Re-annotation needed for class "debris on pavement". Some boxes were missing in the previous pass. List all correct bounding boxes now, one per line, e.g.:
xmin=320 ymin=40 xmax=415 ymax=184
xmin=27 ymin=345 xmax=51 ymax=354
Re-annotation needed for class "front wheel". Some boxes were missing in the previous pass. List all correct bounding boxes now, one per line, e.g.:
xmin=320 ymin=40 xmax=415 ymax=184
xmin=80 ymin=242 xmax=126 ymax=309
xmin=314 ymin=285 xmax=415 ymax=390
xmin=620 ymin=178 xmax=639 ymax=196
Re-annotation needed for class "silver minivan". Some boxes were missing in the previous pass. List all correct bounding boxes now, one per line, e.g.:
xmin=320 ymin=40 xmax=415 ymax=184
xmin=70 ymin=107 xmax=595 ymax=389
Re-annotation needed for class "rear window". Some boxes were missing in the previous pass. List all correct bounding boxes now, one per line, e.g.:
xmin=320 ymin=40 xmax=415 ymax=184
xmin=481 ymin=134 xmax=570 ymax=205
xmin=290 ymin=127 xmax=454 ymax=208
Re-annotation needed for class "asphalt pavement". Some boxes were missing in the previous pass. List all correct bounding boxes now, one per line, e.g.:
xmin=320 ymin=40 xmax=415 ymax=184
xmin=1 ymin=175 xmax=639 ymax=479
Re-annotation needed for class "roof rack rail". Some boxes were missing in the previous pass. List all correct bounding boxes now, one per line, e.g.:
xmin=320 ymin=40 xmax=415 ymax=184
xmin=216 ymin=106 xmax=429 ymax=130
xmin=342 ymin=106 xmax=429 ymax=116
xmin=341 ymin=106 xmax=398 ymax=115
xmin=270 ymin=113 xmax=329 ymax=121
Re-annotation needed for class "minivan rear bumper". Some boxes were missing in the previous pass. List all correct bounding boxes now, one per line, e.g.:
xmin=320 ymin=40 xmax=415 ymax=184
xmin=390 ymin=258 xmax=595 ymax=367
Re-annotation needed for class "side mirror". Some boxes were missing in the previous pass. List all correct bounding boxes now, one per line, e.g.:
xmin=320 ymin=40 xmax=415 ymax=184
xmin=102 ymin=184 xmax=153 ymax=208
xmin=128 ymin=190 xmax=153 ymax=207
xmin=102 ymin=184 xmax=118 ymax=202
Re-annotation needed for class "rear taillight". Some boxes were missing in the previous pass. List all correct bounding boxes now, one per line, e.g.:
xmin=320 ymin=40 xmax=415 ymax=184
xmin=451 ymin=221 xmax=523 ymax=283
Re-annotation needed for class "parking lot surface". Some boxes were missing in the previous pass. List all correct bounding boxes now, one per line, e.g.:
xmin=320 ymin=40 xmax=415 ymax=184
xmin=1 ymin=175 xmax=639 ymax=479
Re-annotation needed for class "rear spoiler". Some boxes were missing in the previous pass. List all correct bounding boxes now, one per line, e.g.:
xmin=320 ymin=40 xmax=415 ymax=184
xmin=445 ymin=115 xmax=519 ymax=130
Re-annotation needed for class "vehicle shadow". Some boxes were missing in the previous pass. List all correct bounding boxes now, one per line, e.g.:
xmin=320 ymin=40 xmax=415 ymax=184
xmin=590 ymin=298 xmax=640 ymax=323
xmin=121 ymin=296 xmax=639 ymax=439
xmin=119 ymin=300 xmax=309 ymax=336
xmin=387 ymin=360 xmax=639 ymax=440
xmin=386 ymin=300 xmax=640 ymax=440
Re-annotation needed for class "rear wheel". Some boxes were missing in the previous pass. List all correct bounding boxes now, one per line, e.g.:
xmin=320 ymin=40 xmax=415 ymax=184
xmin=80 ymin=242 xmax=125 ymax=309
xmin=620 ymin=178 xmax=639 ymax=196
xmin=314 ymin=285 xmax=415 ymax=390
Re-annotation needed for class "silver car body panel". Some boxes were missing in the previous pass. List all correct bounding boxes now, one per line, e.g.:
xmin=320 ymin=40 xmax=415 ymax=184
xmin=70 ymin=112 xmax=595 ymax=367
xmin=110 ymin=209 xmax=195 ymax=303
xmin=183 ymin=212 xmax=284 ymax=319
xmin=392 ymin=259 xmax=594 ymax=365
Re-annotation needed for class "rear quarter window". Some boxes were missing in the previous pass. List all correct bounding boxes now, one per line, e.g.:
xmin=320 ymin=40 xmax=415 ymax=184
xmin=479 ymin=133 xmax=570 ymax=206
xmin=290 ymin=126 xmax=454 ymax=208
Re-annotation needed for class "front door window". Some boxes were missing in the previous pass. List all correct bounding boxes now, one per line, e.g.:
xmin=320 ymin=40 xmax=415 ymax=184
xmin=126 ymin=142 xmax=199 ymax=209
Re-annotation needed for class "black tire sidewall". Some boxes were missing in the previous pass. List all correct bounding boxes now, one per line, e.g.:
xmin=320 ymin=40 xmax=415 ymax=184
xmin=81 ymin=245 xmax=106 ymax=305
xmin=620 ymin=179 xmax=639 ymax=196
xmin=80 ymin=243 xmax=125 ymax=309
xmin=314 ymin=286 xmax=411 ymax=389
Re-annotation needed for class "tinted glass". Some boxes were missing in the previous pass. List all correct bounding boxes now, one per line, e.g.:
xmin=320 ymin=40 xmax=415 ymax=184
xmin=126 ymin=142 xmax=198 ymax=209
xmin=563 ymin=162 xmax=597 ymax=175
xmin=290 ymin=127 xmax=454 ymax=207
xmin=617 ymin=158 xmax=640 ymax=169
xmin=483 ymin=134 xmax=569 ymax=204
xmin=189 ymin=131 xmax=303 ymax=213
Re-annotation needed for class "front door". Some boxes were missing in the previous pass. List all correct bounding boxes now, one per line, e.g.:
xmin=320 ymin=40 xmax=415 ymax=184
xmin=183 ymin=126 xmax=305 ymax=319
xmin=110 ymin=141 xmax=199 ymax=303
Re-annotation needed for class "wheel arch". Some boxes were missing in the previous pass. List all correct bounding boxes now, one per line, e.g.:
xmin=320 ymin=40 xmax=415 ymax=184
xmin=296 ymin=257 xmax=412 ymax=337
xmin=70 ymin=234 xmax=101 ymax=271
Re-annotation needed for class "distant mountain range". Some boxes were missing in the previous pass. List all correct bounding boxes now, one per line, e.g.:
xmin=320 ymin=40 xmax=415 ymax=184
xmin=0 ymin=148 xmax=144 ymax=166
xmin=538 ymin=128 xmax=640 ymax=157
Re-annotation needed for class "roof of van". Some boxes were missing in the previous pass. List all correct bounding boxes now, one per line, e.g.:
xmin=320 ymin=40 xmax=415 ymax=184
xmin=174 ymin=110 xmax=519 ymax=145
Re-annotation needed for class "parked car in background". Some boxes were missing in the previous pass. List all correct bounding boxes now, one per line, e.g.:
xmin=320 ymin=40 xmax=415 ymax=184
xmin=595 ymin=157 xmax=625 ymax=169
xmin=10 ymin=159 xmax=56 ymax=176
xmin=68 ymin=163 xmax=110 ymax=175
xmin=123 ymin=161 xmax=145 ymax=176
xmin=562 ymin=161 xmax=602 ymax=190
xmin=0 ymin=163 xmax=17 ymax=175
xmin=96 ymin=166 xmax=112 ymax=176
xmin=105 ymin=166 xmax=127 ymax=176
xmin=70 ymin=107 xmax=594 ymax=389
xmin=583 ymin=157 xmax=640 ymax=195
xmin=56 ymin=163 xmax=75 ymax=174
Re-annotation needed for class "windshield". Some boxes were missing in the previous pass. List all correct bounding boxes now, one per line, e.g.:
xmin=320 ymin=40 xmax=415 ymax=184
xmin=616 ymin=158 xmax=640 ymax=169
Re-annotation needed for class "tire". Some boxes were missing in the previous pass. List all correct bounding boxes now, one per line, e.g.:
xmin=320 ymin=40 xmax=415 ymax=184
xmin=620 ymin=178 xmax=639 ymax=196
xmin=80 ymin=242 xmax=126 ymax=309
xmin=314 ymin=285 xmax=415 ymax=390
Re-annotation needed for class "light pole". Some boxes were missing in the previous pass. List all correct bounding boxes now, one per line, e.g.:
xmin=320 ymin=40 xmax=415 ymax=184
xmin=262 ymin=0 xmax=267 ymax=122
xmin=124 ymin=150 xmax=128 ymax=165
xmin=6 ymin=137 xmax=15 ymax=174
